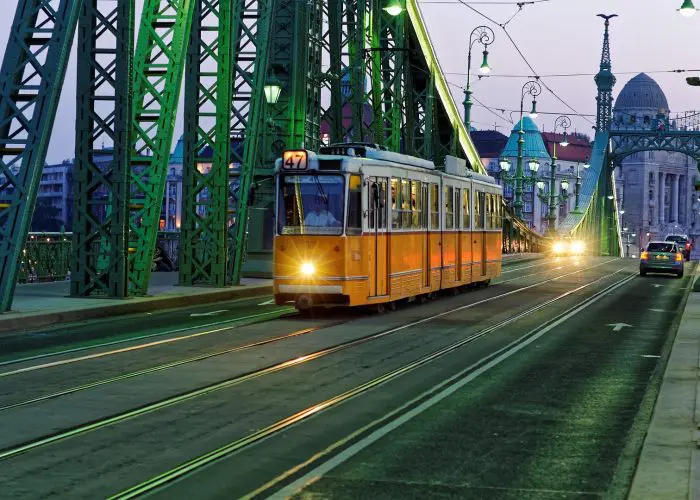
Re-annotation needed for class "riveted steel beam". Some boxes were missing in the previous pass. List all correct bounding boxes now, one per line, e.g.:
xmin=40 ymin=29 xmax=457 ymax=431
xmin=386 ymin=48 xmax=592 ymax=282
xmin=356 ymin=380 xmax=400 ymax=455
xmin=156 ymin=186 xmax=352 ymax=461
xmin=0 ymin=0 xmax=82 ymax=312
xmin=179 ymin=0 xmax=234 ymax=287
xmin=126 ymin=0 xmax=195 ymax=295
xmin=71 ymin=0 xmax=134 ymax=298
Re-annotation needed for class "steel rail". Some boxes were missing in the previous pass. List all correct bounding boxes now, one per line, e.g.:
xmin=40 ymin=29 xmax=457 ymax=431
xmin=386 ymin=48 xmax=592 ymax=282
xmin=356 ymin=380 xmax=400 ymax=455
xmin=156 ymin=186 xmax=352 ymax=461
xmin=0 ymin=307 xmax=294 ymax=372
xmin=0 ymin=259 xmax=619 ymax=462
xmin=0 ymin=259 xmax=558 ymax=375
xmin=0 ymin=257 xmax=540 ymax=370
xmin=115 ymin=269 xmax=637 ymax=499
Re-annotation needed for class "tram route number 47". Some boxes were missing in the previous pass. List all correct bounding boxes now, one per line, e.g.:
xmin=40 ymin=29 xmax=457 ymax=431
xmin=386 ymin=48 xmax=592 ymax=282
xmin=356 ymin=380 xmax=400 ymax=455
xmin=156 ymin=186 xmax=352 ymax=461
xmin=283 ymin=150 xmax=308 ymax=171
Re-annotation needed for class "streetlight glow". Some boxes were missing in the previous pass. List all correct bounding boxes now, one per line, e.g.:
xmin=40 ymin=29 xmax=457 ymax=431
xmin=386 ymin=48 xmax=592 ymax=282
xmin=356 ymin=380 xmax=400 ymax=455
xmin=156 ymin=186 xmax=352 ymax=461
xmin=528 ymin=158 xmax=540 ymax=172
xmin=536 ymin=180 xmax=545 ymax=190
xmin=679 ymin=0 xmax=697 ymax=17
xmin=499 ymin=159 xmax=512 ymax=171
xmin=384 ymin=1 xmax=403 ymax=16
xmin=479 ymin=50 xmax=491 ymax=74
xmin=559 ymin=132 xmax=569 ymax=147
xmin=561 ymin=180 xmax=569 ymax=191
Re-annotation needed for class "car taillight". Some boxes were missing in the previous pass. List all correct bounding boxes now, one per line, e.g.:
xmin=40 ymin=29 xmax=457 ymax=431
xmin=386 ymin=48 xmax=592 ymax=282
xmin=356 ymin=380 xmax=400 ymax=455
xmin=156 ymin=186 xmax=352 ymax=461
xmin=640 ymin=251 xmax=648 ymax=260
xmin=676 ymin=253 xmax=683 ymax=262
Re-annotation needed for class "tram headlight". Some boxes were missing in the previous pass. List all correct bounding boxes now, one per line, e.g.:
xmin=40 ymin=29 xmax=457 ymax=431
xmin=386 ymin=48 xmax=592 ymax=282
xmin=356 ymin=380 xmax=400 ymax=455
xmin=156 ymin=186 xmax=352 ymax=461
xmin=552 ymin=241 xmax=566 ymax=254
xmin=571 ymin=240 xmax=585 ymax=254
xmin=300 ymin=261 xmax=316 ymax=277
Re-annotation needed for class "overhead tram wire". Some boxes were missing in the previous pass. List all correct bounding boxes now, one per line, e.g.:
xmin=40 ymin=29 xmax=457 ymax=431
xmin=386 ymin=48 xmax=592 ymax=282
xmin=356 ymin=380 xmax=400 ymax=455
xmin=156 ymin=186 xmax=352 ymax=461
xmin=445 ymin=69 xmax=700 ymax=78
xmin=451 ymin=0 xmax=596 ymax=126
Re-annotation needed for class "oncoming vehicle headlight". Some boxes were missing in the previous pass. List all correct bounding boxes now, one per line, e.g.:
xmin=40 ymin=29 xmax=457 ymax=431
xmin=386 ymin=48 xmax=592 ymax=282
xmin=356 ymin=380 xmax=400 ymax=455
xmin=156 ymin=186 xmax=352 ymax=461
xmin=552 ymin=241 xmax=566 ymax=254
xmin=300 ymin=262 xmax=316 ymax=277
xmin=571 ymin=240 xmax=585 ymax=254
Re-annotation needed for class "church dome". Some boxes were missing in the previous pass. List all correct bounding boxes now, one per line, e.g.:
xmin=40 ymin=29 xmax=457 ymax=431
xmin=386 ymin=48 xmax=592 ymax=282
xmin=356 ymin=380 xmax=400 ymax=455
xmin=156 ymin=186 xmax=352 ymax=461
xmin=614 ymin=73 xmax=669 ymax=113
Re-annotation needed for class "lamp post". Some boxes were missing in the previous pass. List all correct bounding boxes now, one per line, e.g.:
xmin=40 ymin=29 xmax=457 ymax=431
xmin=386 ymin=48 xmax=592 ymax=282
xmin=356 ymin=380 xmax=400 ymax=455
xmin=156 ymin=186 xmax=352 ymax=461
xmin=463 ymin=26 xmax=494 ymax=132
xmin=571 ymin=157 xmax=590 ymax=213
xmin=537 ymin=116 xmax=571 ymax=234
xmin=510 ymin=80 xmax=542 ymax=218
xmin=499 ymin=155 xmax=541 ymax=223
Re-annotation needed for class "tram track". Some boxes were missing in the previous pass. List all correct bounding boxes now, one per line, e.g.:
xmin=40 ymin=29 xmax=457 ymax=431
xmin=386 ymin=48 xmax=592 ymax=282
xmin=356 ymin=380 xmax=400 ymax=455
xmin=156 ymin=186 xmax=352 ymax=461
xmin=0 ymin=257 xmax=571 ymax=378
xmin=0 ymin=258 xmax=621 ymax=462
xmin=113 ymin=269 xmax=638 ymax=499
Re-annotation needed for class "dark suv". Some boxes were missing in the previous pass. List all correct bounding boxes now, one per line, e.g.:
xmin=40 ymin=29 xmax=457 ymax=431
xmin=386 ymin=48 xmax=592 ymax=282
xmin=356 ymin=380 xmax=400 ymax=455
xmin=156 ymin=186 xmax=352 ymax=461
xmin=665 ymin=234 xmax=692 ymax=261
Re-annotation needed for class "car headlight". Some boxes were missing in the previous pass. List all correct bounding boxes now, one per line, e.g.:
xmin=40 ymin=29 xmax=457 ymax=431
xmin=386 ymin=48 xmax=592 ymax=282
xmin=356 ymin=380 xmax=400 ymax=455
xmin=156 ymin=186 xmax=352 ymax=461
xmin=571 ymin=240 xmax=585 ymax=254
xmin=552 ymin=241 xmax=566 ymax=254
xmin=300 ymin=262 xmax=316 ymax=276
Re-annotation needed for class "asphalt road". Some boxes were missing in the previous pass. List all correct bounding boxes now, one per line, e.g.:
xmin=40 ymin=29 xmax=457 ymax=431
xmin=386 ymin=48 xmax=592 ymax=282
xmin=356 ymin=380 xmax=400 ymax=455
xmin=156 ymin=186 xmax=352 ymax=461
xmin=0 ymin=256 xmax=693 ymax=499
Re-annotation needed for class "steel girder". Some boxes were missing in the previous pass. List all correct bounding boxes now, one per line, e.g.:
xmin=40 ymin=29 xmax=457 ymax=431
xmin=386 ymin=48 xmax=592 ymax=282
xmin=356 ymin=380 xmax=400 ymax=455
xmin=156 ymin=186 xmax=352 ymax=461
xmin=71 ymin=0 xmax=134 ymax=298
xmin=227 ymin=0 xmax=274 ymax=284
xmin=0 ymin=0 xmax=82 ymax=312
xmin=179 ymin=0 xmax=234 ymax=287
xmin=325 ymin=0 xmax=371 ymax=143
xmin=610 ymin=130 xmax=700 ymax=163
xmin=126 ymin=0 xmax=195 ymax=295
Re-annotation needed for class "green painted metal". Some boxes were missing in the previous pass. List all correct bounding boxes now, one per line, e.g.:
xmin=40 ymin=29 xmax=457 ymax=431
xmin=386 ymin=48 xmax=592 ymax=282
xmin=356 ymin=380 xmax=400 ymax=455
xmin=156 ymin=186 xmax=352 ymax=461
xmin=370 ymin=0 xmax=406 ymax=152
xmin=126 ymin=0 xmax=195 ymax=295
xmin=0 ymin=0 xmax=82 ymax=312
xmin=228 ymin=0 xmax=275 ymax=284
xmin=71 ymin=0 xmax=134 ymax=298
xmin=19 ymin=233 xmax=71 ymax=283
xmin=610 ymin=129 xmax=700 ymax=162
xmin=179 ymin=0 xmax=234 ymax=287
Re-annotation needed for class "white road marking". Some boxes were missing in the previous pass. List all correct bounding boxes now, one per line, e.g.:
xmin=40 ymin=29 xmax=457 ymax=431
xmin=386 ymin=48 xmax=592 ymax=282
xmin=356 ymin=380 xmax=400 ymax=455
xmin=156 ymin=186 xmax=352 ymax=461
xmin=607 ymin=322 xmax=633 ymax=332
xmin=267 ymin=273 xmax=636 ymax=499
xmin=190 ymin=309 xmax=228 ymax=317
xmin=257 ymin=299 xmax=275 ymax=306
xmin=641 ymin=355 xmax=660 ymax=358
xmin=650 ymin=308 xmax=667 ymax=313
xmin=651 ymin=284 xmax=664 ymax=288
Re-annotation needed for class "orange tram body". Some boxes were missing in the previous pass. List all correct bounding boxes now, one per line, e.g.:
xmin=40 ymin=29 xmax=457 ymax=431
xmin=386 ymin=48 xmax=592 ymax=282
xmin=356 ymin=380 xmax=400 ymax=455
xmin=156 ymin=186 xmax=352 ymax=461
xmin=273 ymin=144 xmax=504 ymax=311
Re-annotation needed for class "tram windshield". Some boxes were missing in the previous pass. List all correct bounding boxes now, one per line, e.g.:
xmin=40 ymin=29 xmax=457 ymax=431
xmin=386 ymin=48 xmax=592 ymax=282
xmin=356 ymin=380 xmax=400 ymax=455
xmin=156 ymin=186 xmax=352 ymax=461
xmin=278 ymin=174 xmax=345 ymax=235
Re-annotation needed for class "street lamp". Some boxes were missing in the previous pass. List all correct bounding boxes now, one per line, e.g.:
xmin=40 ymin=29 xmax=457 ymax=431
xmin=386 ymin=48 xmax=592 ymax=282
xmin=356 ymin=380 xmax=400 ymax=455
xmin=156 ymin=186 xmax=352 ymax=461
xmin=570 ymin=157 xmax=589 ymax=213
xmin=264 ymin=72 xmax=282 ymax=104
xmin=384 ymin=0 xmax=404 ymax=16
xmin=511 ymin=80 xmax=542 ymax=218
xmin=678 ymin=0 xmax=697 ymax=17
xmin=536 ymin=115 xmax=571 ymax=234
xmin=463 ymin=26 xmax=495 ymax=132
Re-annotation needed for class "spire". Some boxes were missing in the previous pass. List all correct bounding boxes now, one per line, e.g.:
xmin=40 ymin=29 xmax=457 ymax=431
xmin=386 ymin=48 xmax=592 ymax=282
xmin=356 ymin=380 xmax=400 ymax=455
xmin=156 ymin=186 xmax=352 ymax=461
xmin=595 ymin=14 xmax=617 ymax=132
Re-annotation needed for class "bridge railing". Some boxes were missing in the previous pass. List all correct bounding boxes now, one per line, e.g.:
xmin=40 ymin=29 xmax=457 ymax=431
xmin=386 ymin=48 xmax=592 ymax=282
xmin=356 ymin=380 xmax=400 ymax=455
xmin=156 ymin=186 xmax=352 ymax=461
xmin=559 ymin=131 xmax=621 ymax=256
xmin=19 ymin=231 xmax=180 ymax=284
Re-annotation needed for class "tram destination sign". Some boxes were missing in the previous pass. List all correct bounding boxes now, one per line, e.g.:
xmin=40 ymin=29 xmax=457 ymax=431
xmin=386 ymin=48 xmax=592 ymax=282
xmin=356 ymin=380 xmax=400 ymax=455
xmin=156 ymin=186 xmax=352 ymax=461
xmin=282 ymin=150 xmax=308 ymax=171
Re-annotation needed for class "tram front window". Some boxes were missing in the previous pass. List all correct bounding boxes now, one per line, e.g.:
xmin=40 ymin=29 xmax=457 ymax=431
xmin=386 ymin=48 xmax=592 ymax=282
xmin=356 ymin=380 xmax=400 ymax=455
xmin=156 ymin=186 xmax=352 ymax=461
xmin=278 ymin=174 xmax=345 ymax=235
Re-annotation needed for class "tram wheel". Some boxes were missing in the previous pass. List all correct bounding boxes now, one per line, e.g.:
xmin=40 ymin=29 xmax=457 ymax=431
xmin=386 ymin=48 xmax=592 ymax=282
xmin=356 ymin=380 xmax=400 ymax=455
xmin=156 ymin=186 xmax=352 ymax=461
xmin=376 ymin=303 xmax=386 ymax=314
xmin=388 ymin=301 xmax=397 ymax=311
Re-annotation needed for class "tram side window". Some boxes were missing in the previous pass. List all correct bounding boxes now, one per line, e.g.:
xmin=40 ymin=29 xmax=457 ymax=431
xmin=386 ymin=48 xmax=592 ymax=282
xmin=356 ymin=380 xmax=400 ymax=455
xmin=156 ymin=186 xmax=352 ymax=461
xmin=454 ymin=188 xmax=461 ymax=229
xmin=462 ymin=189 xmax=470 ymax=229
xmin=430 ymin=184 xmax=439 ymax=229
xmin=445 ymin=186 xmax=454 ymax=229
xmin=496 ymin=194 xmax=503 ymax=228
xmin=347 ymin=175 xmax=362 ymax=235
xmin=369 ymin=179 xmax=388 ymax=230
xmin=412 ymin=180 xmax=422 ymax=228
xmin=391 ymin=178 xmax=400 ymax=229
xmin=401 ymin=179 xmax=411 ymax=228
xmin=484 ymin=193 xmax=491 ymax=229
xmin=474 ymin=191 xmax=485 ymax=229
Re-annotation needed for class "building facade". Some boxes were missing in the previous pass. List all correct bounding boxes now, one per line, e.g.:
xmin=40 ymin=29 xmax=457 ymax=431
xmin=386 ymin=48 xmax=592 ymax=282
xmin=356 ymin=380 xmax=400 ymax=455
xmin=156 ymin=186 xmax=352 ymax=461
xmin=612 ymin=73 xmax=699 ymax=242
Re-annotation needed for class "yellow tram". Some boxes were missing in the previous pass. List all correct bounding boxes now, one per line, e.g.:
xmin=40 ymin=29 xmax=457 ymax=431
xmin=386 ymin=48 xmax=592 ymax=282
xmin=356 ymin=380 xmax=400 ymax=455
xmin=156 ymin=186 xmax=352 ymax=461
xmin=273 ymin=144 xmax=504 ymax=311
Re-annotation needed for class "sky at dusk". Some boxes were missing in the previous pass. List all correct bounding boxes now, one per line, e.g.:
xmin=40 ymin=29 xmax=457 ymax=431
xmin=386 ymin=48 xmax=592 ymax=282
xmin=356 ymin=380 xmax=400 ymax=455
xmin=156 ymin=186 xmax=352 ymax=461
xmin=0 ymin=0 xmax=698 ymax=163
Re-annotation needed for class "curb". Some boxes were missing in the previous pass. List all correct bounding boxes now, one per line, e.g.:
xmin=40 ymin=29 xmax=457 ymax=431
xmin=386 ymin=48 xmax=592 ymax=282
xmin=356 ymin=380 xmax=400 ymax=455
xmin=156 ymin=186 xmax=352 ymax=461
xmin=0 ymin=284 xmax=273 ymax=334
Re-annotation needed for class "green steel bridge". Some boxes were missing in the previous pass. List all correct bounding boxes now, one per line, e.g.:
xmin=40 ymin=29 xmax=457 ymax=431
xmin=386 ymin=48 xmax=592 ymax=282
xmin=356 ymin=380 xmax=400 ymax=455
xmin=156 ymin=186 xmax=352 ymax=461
xmin=0 ymin=1 xmax=698 ymax=313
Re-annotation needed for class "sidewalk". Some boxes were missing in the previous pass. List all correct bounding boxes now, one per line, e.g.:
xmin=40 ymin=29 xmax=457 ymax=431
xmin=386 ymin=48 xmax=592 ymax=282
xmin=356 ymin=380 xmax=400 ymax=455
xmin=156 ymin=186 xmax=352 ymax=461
xmin=628 ymin=266 xmax=700 ymax=499
xmin=0 ymin=273 xmax=272 ymax=334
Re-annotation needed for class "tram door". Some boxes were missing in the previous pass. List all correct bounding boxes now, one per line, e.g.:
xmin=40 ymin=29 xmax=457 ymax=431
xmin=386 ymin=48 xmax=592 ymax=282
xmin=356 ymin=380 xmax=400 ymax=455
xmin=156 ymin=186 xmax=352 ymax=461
xmin=455 ymin=188 xmax=462 ymax=281
xmin=422 ymin=184 xmax=430 ymax=288
xmin=369 ymin=178 xmax=388 ymax=297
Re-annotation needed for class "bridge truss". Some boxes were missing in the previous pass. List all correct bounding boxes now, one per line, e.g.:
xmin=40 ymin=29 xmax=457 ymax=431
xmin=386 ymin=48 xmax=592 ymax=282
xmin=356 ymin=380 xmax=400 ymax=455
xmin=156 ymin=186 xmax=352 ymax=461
xmin=0 ymin=0 xmax=543 ymax=312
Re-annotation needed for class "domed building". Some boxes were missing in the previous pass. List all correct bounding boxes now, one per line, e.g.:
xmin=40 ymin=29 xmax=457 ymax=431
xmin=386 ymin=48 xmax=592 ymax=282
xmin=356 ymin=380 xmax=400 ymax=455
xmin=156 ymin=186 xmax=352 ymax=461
xmin=612 ymin=73 xmax=698 ymax=242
